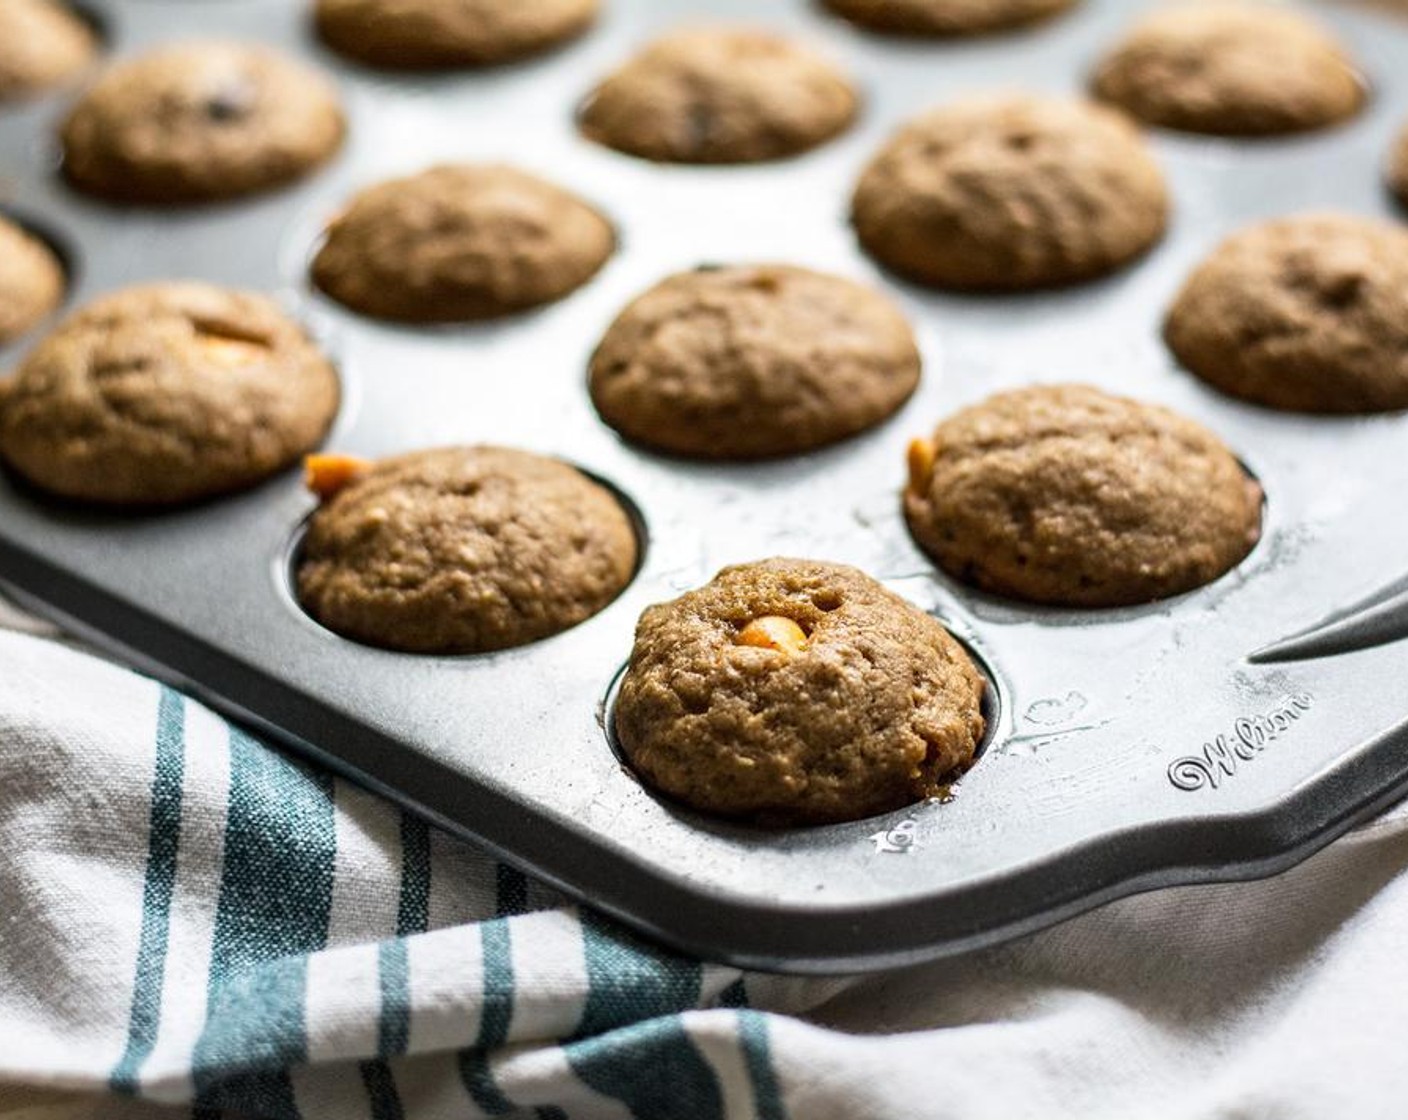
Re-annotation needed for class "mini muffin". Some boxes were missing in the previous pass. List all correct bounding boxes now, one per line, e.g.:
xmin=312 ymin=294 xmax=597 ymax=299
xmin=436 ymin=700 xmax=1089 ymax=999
xmin=313 ymin=0 xmax=599 ymax=69
xmin=1091 ymin=3 xmax=1365 ymax=137
xmin=61 ymin=42 xmax=345 ymax=204
xmin=904 ymin=385 xmax=1262 ymax=607
xmin=614 ymin=558 xmax=986 ymax=825
xmin=0 ymin=283 xmax=339 ymax=505
xmin=0 ymin=0 xmax=98 ymax=101
xmin=311 ymin=164 xmax=615 ymax=323
xmin=578 ymin=28 xmax=859 ymax=164
xmin=851 ymin=94 xmax=1169 ymax=291
xmin=296 ymin=446 xmax=637 ymax=653
xmin=1388 ymin=124 xmax=1408 ymax=210
xmin=1165 ymin=214 xmax=1408 ymax=413
xmin=0 ymin=216 xmax=66 ymax=344
xmin=821 ymin=0 xmax=1077 ymax=37
xmin=589 ymin=265 xmax=920 ymax=459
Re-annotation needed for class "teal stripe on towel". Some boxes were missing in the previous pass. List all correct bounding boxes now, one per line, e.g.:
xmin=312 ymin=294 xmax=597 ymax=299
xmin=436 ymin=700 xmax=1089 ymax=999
xmin=718 ymin=979 xmax=749 ymax=1009
xmin=569 ymin=913 xmax=721 ymax=1119
xmin=397 ymin=814 xmax=431 ymax=936
xmin=191 ymin=956 xmax=312 ymax=1119
xmin=574 ymin=910 xmax=704 ymax=1037
xmin=360 ymin=1059 xmax=405 ymax=1120
xmin=360 ymin=939 xmax=411 ymax=1120
xmin=495 ymin=863 xmax=530 ymax=917
xmin=374 ymin=813 xmax=429 ymax=1059
xmin=191 ymin=727 xmax=337 ymax=1119
xmin=457 ymin=917 xmax=517 ymax=1114
xmin=478 ymin=919 xmax=514 ymax=1048
xmin=563 ymin=1017 xmax=724 ymax=1120
xmin=110 ymin=686 xmax=186 ymax=1094
xmin=377 ymin=940 xmax=412 ymax=1056
xmin=362 ymin=938 xmax=412 ymax=1118
xmin=202 ymin=727 xmax=337 ymax=970
xmin=738 ymin=1011 xmax=787 ymax=1120
xmin=382 ymin=817 xmax=430 ymax=1053
xmin=359 ymin=811 xmax=434 ymax=1115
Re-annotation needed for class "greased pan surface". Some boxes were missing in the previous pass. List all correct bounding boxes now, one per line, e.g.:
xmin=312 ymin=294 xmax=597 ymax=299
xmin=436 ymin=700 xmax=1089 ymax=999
xmin=3 ymin=0 xmax=1408 ymax=973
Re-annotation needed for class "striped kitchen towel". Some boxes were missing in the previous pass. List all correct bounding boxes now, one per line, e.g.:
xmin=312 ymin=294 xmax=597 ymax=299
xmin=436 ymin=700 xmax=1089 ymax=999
xmin=4 ymin=621 xmax=1408 ymax=1120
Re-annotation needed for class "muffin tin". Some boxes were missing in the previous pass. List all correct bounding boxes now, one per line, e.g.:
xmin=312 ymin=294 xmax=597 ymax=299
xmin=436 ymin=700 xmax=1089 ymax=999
xmin=4 ymin=0 xmax=1408 ymax=973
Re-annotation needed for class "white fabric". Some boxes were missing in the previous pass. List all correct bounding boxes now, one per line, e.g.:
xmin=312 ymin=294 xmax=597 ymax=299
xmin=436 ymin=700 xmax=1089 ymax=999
xmin=2 ymin=613 xmax=1407 ymax=1120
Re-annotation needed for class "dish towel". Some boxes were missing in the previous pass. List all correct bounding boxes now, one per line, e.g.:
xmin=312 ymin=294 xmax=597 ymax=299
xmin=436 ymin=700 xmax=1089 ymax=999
xmin=2 ymin=612 xmax=1408 ymax=1120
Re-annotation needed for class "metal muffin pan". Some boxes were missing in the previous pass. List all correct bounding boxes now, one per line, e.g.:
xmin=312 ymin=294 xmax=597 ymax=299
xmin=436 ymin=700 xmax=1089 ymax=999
xmin=4 ymin=0 xmax=1408 ymax=973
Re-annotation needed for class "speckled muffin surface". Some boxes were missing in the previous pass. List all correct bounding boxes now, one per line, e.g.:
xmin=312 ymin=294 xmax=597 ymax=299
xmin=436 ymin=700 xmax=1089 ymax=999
xmin=851 ymin=95 xmax=1169 ymax=291
xmin=60 ymin=42 xmax=345 ymax=204
xmin=0 ymin=0 xmax=97 ymax=101
xmin=589 ymin=265 xmax=920 ymax=459
xmin=1091 ymin=3 xmax=1365 ymax=137
xmin=314 ymin=0 xmax=599 ymax=69
xmin=614 ymin=558 xmax=986 ymax=826
xmin=821 ymin=0 xmax=1077 ymax=36
xmin=0 ymin=283 xmax=339 ymax=505
xmin=904 ymin=385 xmax=1263 ymax=607
xmin=578 ymin=28 xmax=859 ymax=164
xmin=0 ymin=217 xmax=65 ymax=344
xmin=1165 ymin=214 xmax=1408 ymax=414
xmin=312 ymin=164 xmax=615 ymax=323
xmin=296 ymin=447 xmax=637 ymax=654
